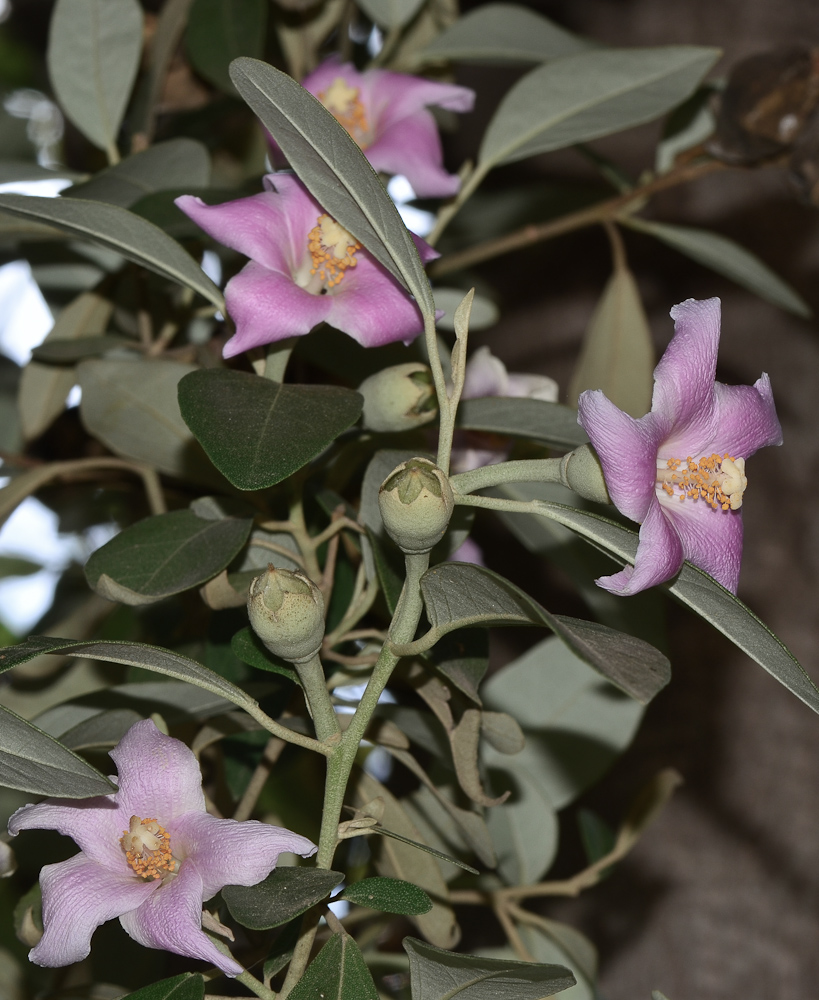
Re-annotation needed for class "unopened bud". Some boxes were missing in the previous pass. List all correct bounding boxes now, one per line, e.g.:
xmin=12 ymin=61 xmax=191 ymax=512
xmin=560 ymin=444 xmax=611 ymax=505
xmin=379 ymin=458 xmax=454 ymax=553
xmin=359 ymin=363 xmax=437 ymax=433
xmin=247 ymin=566 xmax=325 ymax=664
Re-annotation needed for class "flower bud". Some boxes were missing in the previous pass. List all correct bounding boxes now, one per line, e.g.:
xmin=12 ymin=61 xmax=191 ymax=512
xmin=379 ymin=457 xmax=454 ymax=553
xmin=247 ymin=566 xmax=325 ymax=664
xmin=559 ymin=444 xmax=611 ymax=505
xmin=359 ymin=363 xmax=437 ymax=433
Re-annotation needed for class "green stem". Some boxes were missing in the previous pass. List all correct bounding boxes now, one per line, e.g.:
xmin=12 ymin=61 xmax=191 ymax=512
xmin=450 ymin=458 xmax=564 ymax=496
xmin=243 ymin=702 xmax=332 ymax=757
xmin=295 ymin=652 xmax=341 ymax=743
xmin=427 ymin=162 xmax=489 ymax=247
xmin=235 ymin=969 xmax=278 ymax=1000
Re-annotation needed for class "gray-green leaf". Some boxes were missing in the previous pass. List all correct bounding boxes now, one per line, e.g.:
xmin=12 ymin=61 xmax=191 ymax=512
xmin=185 ymin=0 xmax=268 ymax=93
xmin=356 ymin=0 xmax=425 ymax=30
xmin=222 ymin=868 xmax=343 ymax=930
xmin=457 ymin=397 xmax=589 ymax=450
xmin=340 ymin=876 xmax=433 ymax=915
xmin=117 ymin=974 xmax=204 ymax=1000
xmin=289 ymin=933 xmax=379 ymax=1000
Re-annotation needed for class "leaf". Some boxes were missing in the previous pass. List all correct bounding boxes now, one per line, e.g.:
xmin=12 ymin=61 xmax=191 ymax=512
xmin=118 ymin=973 xmax=204 ymax=1000
xmin=0 ymin=555 xmax=41 ymax=578
xmin=501 ymin=490 xmax=819 ymax=716
xmin=78 ymin=358 xmax=223 ymax=486
xmin=429 ymin=629 xmax=489 ymax=704
xmin=457 ymin=397 xmax=589 ymax=450
xmin=31 ymin=335 xmax=131 ymax=363
xmin=0 ymin=704 xmax=116 ymax=798
xmin=222 ymin=867 xmax=343 ymax=930
xmin=0 ymin=637 xmax=258 ymax=713
xmin=479 ymin=46 xmax=720 ymax=168
xmin=57 ymin=708 xmax=143 ymax=750
xmin=229 ymin=58 xmax=435 ymax=317
xmin=451 ymin=708 xmax=508 ymax=807
xmin=374 ymin=825 xmax=480 ymax=874
xmin=185 ymin=0 xmax=267 ymax=93
xmin=84 ymin=509 xmax=252 ymax=605
xmin=340 ymin=876 xmax=432 ymax=915
xmin=406 ymin=562 xmax=670 ymax=704
xmin=512 ymin=923 xmax=597 ymax=1000
xmin=434 ymin=288 xmax=499 ymax=331
xmin=231 ymin=627 xmax=299 ymax=684
xmin=483 ymin=635 xmax=644 ymax=810
xmin=65 ymin=139 xmax=211 ymax=208
xmin=0 ymin=195 xmax=224 ymax=309
xmin=177 ymin=369 xmax=363 ymax=491
xmin=289 ymin=933 xmax=379 ymax=1000
xmin=404 ymin=938 xmax=576 ymax=1000
xmin=356 ymin=0 xmax=425 ymax=30
xmin=418 ymin=3 xmax=591 ymax=65
xmin=568 ymin=264 xmax=654 ymax=418
xmin=481 ymin=711 xmax=524 ymax=754
xmin=47 ymin=0 xmax=143 ymax=154
xmin=622 ymin=217 xmax=811 ymax=318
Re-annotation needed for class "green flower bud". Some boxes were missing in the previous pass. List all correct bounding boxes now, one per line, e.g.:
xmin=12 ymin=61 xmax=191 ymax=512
xmin=560 ymin=444 xmax=611 ymax=505
xmin=247 ymin=566 xmax=325 ymax=664
xmin=379 ymin=457 xmax=454 ymax=553
xmin=359 ymin=363 xmax=437 ymax=433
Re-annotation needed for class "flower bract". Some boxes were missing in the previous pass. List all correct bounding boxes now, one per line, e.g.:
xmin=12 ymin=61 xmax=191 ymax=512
xmin=176 ymin=174 xmax=438 ymax=358
xmin=8 ymin=719 xmax=316 ymax=976
xmin=577 ymin=297 xmax=782 ymax=596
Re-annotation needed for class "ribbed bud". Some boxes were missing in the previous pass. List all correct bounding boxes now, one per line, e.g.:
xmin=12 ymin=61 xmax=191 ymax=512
xmin=247 ymin=566 xmax=325 ymax=664
xmin=379 ymin=458 xmax=454 ymax=553
xmin=560 ymin=444 xmax=611 ymax=505
xmin=359 ymin=363 xmax=437 ymax=433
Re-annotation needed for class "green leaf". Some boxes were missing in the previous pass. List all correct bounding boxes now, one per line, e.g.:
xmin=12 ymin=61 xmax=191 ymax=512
xmin=434 ymin=288 xmax=499 ymax=331
xmin=0 ymin=555 xmax=41 ymax=577
xmin=568 ymin=264 xmax=654 ymax=418
xmin=65 ymin=139 xmax=211 ymax=208
xmin=622 ymin=217 xmax=811 ymax=318
xmin=407 ymin=562 xmax=670 ymax=703
xmin=222 ymin=867 xmax=343 ymax=930
xmin=231 ymin=626 xmax=299 ymax=683
xmin=229 ymin=58 xmax=435 ymax=318
xmin=186 ymin=0 xmax=267 ymax=92
xmin=404 ymin=938 xmax=576 ymax=1000
xmin=47 ymin=0 xmax=143 ymax=155
xmin=577 ymin=808 xmax=616 ymax=867
xmin=429 ymin=629 xmax=488 ymax=704
xmin=483 ymin=635 xmax=643 ymax=810
xmin=31 ymin=334 xmax=131 ymax=363
xmin=0 ymin=704 xmax=116 ymax=798
xmin=512 ymin=922 xmax=597 ymax=1000
xmin=418 ymin=3 xmax=591 ymax=65
xmin=501 ymin=492 xmax=819 ymax=715
xmin=0 ymin=196 xmax=224 ymax=309
xmin=356 ymin=0 xmax=425 ymax=30
xmin=49 ymin=708 xmax=143 ymax=751
xmin=0 ymin=637 xmax=258 ymax=712
xmin=457 ymin=397 xmax=589 ymax=450
xmin=84 ymin=510 xmax=252 ymax=605
xmin=289 ymin=933 xmax=379 ymax=1000
xmin=177 ymin=369 xmax=363 ymax=491
xmin=340 ymin=876 xmax=433 ymax=916
xmin=479 ymin=46 xmax=720 ymax=168
xmin=372 ymin=826 xmax=480 ymax=875
xmin=118 ymin=973 xmax=204 ymax=1000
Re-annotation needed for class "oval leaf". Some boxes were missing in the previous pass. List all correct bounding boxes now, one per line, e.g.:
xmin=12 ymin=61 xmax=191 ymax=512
xmin=222 ymin=867 xmax=343 ymax=930
xmin=178 ymin=369 xmax=363 ymax=491
xmin=356 ymin=0 xmax=424 ymax=29
xmin=479 ymin=46 xmax=720 ymax=168
xmin=84 ymin=509 xmax=252 ymax=604
xmin=340 ymin=876 xmax=432 ymax=915
xmin=185 ymin=0 xmax=267 ymax=93
xmin=289 ymin=933 xmax=379 ymax=1000
xmin=457 ymin=397 xmax=589 ymax=450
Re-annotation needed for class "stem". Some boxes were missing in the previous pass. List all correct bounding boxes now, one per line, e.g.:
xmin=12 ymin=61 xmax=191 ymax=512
xmin=427 ymin=162 xmax=489 ymax=247
xmin=242 ymin=702 xmax=332 ymax=757
xmin=450 ymin=458 xmax=564 ymax=496
xmin=422 ymin=313 xmax=452 ymax=475
xmin=235 ymin=969 xmax=278 ymax=1000
xmin=233 ymin=736 xmax=286 ymax=822
xmin=294 ymin=652 xmax=341 ymax=742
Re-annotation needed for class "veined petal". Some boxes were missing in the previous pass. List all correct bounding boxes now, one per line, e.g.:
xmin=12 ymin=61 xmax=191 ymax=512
xmin=120 ymin=860 xmax=242 ymax=977
xmin=30 ymin=853 xmax=156 ymax=968
xmin=111 ymin=720 xmax=206 ymax=823
xmin=662 ymin=493 xmax=744 ymax=593
xmin=370 ymin=70 xmax=475 ymax=123
xmin=223 ymin=261 xmax=331 ymax=357
xmin=262 ymin=173 xmax=325 ymax=262
xmin=596 ymin=498 xmax=685 ymax=596
xmin=170 ymin=812 xmax=316 ymax=899
xmin=577 ymin=389 xmax=670 ymax=523
xmin=326 ymin=255 xmax=425 ymax=347
xmin=368 ymin=111 xmax=461 ymax=199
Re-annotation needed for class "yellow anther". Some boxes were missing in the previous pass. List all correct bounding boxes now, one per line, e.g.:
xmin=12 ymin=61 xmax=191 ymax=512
xmin=120 ymin=816 xmax=178 ymax=880
xmin=656 ymin=453 xmax=747 ymax=511
xmin=307 ymin=215 xmax=361 ymax=290
xmin=318 ymin=77 xmax=371 ymax=147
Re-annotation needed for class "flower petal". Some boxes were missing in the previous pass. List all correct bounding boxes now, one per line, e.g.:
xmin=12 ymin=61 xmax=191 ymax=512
xmin=462 ymin=346 xmax=509 ymax=398
xmin=506 ymin=372 xmax=559 ymax=401
xmin=170 ymin=811 xmax=317 ymax=899
xmin=595 ymin=498 xmax=685 ymax=596
xmin=326 ymin=255 xmax=425 ymax=347
xmin=120 ymin=860 xmax=243 ymax=977
xmin=223 ymin=261 xmax=331 ymax=357
xmin=111 ymin=719 xmax=206 ymax=823
xmin=662 ymin=495 xmax=744 ymax=593
xmin=577 ymin=389 xmax=670 ymax=523
xmin=30 ymin=853 xmax=156 ymax=967
xmin=367 ymin=111 xmax=461 ymax=199
xmin=302 ymin=57 xmax=358 ymax=101
xmin=369 ymin=70 xmax=475 ymax=122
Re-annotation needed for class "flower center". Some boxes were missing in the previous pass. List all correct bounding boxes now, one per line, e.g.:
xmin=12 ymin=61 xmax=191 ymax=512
xmin=120 ymin=815 xmax=179 ymax=880
xmin=307 ymin=214 xmax=361 ymax=289
xmin=657 ymin=454 xmax=748 ymax=511
xmin=318 ymin=77 xmax=371 ymax=148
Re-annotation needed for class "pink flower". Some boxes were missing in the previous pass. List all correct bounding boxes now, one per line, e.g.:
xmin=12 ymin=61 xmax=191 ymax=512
xmin=176 ymin=174 xmax=438 ymax=357
xmin=577 ymin=297 xmax=782 ymax=596
xmin=8 ymin=720 xmax=316 ymax=976
xmin=299 ymin=58 xmax=475 ymax=199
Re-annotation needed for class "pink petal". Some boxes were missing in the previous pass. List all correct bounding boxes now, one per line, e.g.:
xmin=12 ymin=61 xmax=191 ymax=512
xmin=302 ymin=58 xmax=360 ymax=100
xmin=111 ymin=720 xmax=206 ymax=823
xmin=170 ymin=811 xmax=316 ymax=899
xmin=663 ymin=494 xmax=744 ymax=593
xmin=120 ymin=860 xmax=242 ymax=977
xmin=30 ymin=853 xmax=156 ymax=967
xmin=223 ymin=261 xmax=331 ymax=356
xmin=262 ymin=173 xmax=326 ymax=256
xmin=326 ymin=254 xmax=425 ymax=347
xmin=367 ymin=112 xmax=461 ymax=199
xmin=369 ymin=70 xmax=475 ymax=122
xmin=595 ymin=498 xmax=685 ymax=596
xmin=506 ymin=373 xmax=559 ymax=401
xmin=577 ymin=389 xmax=670 ymax=523
xmin=462 ymin=346 xmax=509 ymax=398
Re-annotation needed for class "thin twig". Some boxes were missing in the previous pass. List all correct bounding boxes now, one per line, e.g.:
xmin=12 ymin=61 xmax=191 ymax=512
xmin=233 ymin=736 xmax=286 ymax=822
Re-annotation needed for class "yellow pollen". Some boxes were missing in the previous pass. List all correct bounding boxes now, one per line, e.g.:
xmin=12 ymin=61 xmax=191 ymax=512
xmin=318 ymin=77 xmax=370 ymax=147
xmin=120 ymin=816 xmax=178 ymax=880
xmin=657 ymin=453 xmax=747 ymax=511
xmin=307 ymin=214 xmax=361 ymax=289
